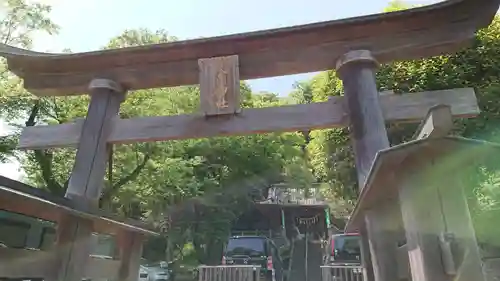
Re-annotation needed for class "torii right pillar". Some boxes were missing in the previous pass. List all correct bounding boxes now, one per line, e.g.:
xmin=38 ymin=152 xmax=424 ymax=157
xmin=336 ymin=49 xmax=488 ymax=281
xmin=336 ymin=50 xmax=399 ymax=281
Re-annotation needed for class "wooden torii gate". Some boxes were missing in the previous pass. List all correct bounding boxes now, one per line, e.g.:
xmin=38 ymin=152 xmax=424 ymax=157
xmin=1 ymin=0 xmax=499 ymax=281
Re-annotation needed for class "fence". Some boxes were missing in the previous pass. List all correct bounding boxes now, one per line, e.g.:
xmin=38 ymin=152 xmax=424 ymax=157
xmin=198 ymin=265 xmax=261 ymax=281
xmin=321 ymin=265 xmax=364 ymax=281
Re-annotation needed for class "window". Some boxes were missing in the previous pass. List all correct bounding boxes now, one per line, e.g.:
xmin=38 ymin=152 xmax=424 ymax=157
xmin=0 ymin=218 xmax=30 ymax=248
xmin=40 ymin=227 xmax=56 ymax=250
xmin=332 ymin=235 xmax=361 ymax=262
xmin=225 ymin=237 xmax=266 ymax=257
xmin=92 ymin=234 xmax=116 ymax=257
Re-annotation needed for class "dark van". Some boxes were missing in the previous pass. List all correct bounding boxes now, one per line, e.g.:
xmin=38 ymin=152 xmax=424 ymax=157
xmin=324 ymin=233 xmax=363 ymax=281
xmin=222 ymin=236 xmax=284 ymax=281
xmin=325 ymin=233 xmax=361 ymax=264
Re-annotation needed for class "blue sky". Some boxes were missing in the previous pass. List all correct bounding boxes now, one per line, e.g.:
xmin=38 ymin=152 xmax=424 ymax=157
xmin=33 ymin=0 xmax=439 ymax=96
xmin=1 ymin=0 xmax=439 ymax=179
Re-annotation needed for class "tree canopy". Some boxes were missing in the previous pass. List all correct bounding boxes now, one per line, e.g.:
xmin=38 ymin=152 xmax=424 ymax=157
xmin=1 ymin=0 xmax=500 ymax=264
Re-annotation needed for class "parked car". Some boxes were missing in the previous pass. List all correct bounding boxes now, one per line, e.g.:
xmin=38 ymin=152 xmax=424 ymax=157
xmin=139 ymin=265 xmax=150 ymax=281
xmin=324 ymin=233 xmax=363 ymax=281
xmin=139 ymin=261 xmax=173 ymax=281
xmin=222 ymin=235 xmax=284 ymax=281
xmin=324 ymin=233 xmax=361 ymax=264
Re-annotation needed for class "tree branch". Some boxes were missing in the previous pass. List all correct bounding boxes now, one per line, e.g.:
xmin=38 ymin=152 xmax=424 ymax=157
xmin=24 ymin=101 xmax=39 ymax=127
xmin=112 ymin=151 xmax=151 ymax=189
xmin=99 ymin=149 xmax=152 ymax=206
xmin=25 ymin=101 xmax=64 ymax=195
xmin=33 ymin=149 xmax=64 ymax=195
xmin=2 ymin=17 xmax=16 ymax=44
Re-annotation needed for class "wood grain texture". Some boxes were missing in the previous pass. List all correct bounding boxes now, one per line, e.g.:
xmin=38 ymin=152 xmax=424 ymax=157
xmin=345 ymin=137 xmax=500 ymax=233
xmin=199 ymin=55 xmax=240 ymax=116
xmin=85 ymin=257 xmax=121 ymax=280
xmin=336 ymin=50 xmax=390 ymax=281
xmin=364 ymin=202 xmax=401 ymax=281
xmin=18 ymin=88 xmax=479 ymax=150
xmin=396 ymin=244 xmax=410 ymax=280
xmin=435 ymin=151 xmax=486 ymax=281
xmin=21 ymin=25 xmax=474 ymax=96
xmin=398 ymin=158 xmax=449 ymax=281
xmin=0 ymin=248 xmax=120 ymax=279
xmin=336 ymin=50 xmax=389 ymax=188
xmin=49 ymin=214 xmax=94 ymax=281
xmin=0 ymin=175 xmax=158 ymax=235
xmin=358 ymin=226 xmax=376 ymax=281
xmin=0 ymin=248 xmax=57 ymax=278
xmin=65 ymin=87 xmax=124 ymax=203
xmin=53 ymin=84 xmax=124 ymax=281
xmin=397 ymin=147 xmax=485 ymax=281
xmin=380 ymin=88 xmax=477 ymax=122
xmin=415 ymin=104 xmax=453 ymax=139
xmin=0 ymin=0 xmax=497 ymax=96
xmin=117 ymin=231 xmax=144 ymax=281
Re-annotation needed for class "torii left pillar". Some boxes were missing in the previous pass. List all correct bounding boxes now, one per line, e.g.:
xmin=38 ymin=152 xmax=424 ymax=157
xmin=48 ymin=79 xmax=141 ymax=281
xmin=336 ymin=50 xmax=400 ymax=281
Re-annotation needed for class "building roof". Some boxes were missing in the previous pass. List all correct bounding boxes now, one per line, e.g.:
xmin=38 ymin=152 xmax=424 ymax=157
xmin=345 ymin=136 xmax=500 ymax=232
xmin=0 ymin=176 xmax=159 ymax=236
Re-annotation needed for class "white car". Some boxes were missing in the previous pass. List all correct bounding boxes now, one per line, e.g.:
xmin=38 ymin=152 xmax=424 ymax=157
xmin=139 ymin=263 xmax=171 ymax=281
xmin=139 ymin=265 xmax=150 ymax=281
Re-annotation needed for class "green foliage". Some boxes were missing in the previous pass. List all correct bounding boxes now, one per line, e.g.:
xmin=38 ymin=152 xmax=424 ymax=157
xmin=0 ymin=134 xmax=16 ymax=162
xmin=105 ymin=28 xmax=177 ymax=48
xmin=0 ymin=23 xmax=311 ymax=264
xmin=3 ymin=0 xmax=500 ymax=263
xmin=383 ymin=0 xmax=415 ymax=12
xmin=0 ymin=0 xmax=59 ymax=48
xmin=303 ymin=71 xmax=357 ymax=200
xmin=304 ymin=15 xmax=500 ymax=243
xmin=377 ymin=17 xmax=500 ymax=247
xmin=0 ymin=0 xmax=59 ymax=112
xmin=0 ymin=0 xmax=59 ymax=163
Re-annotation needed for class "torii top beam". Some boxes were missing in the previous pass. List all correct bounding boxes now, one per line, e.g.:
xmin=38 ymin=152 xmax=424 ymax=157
xmin=0 ymin=0 xmax=498 ymax=96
